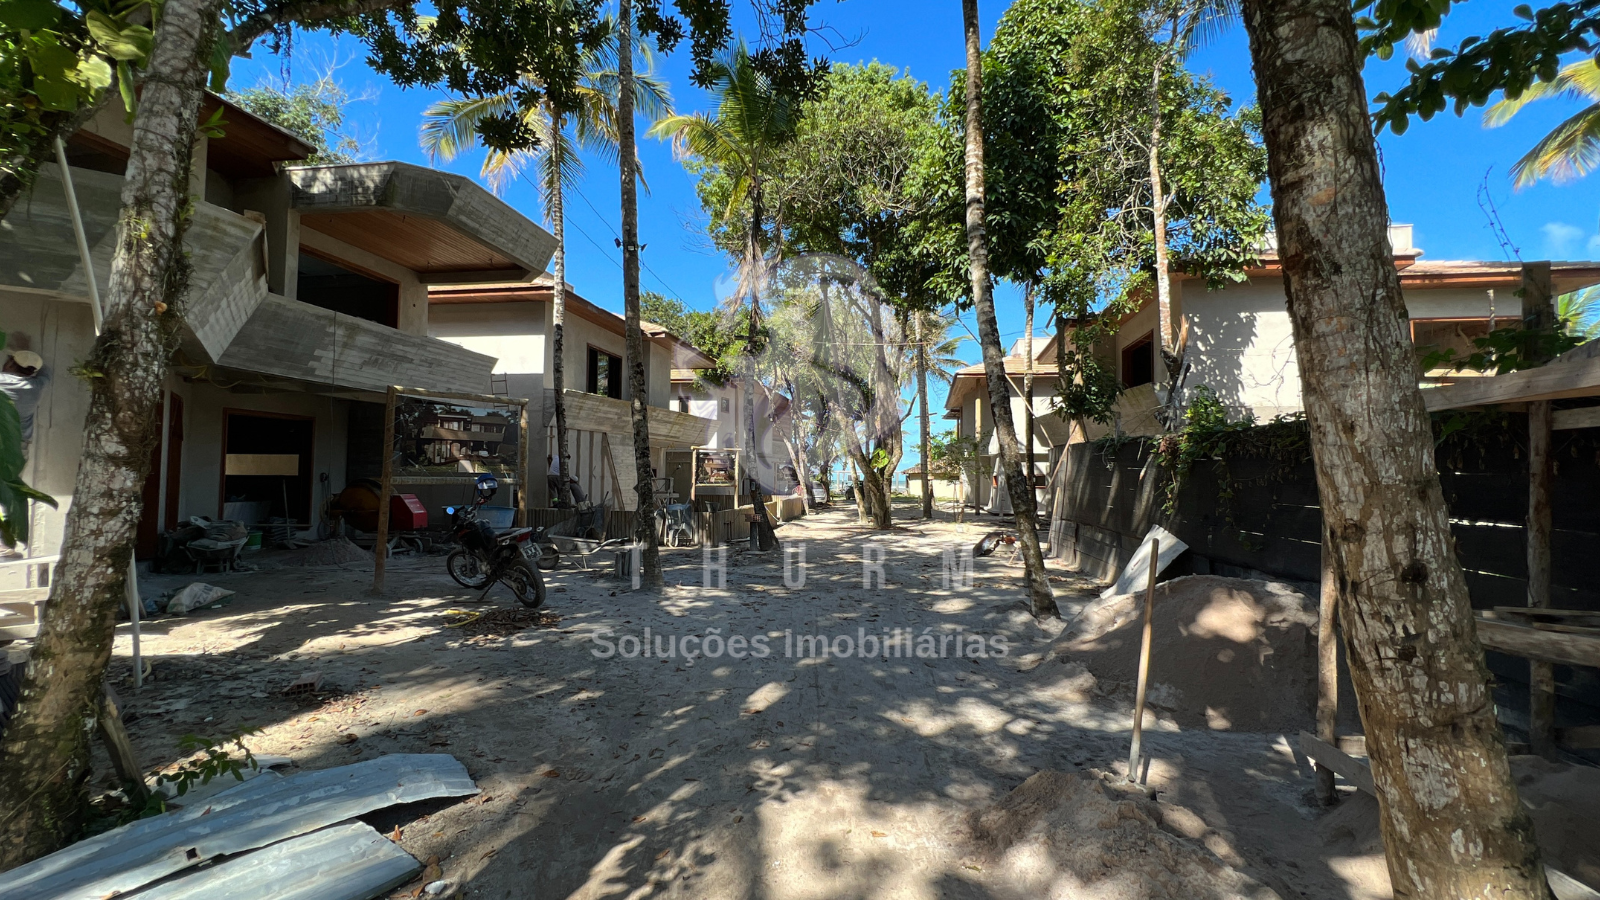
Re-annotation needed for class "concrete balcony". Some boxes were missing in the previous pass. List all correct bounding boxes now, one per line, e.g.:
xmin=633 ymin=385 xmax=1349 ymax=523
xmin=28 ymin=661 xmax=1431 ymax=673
xmin=218 ymin=294 xmax=496 ymax=396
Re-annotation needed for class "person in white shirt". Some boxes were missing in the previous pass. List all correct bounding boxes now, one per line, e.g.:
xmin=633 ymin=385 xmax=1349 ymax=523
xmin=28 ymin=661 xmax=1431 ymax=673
xmin=0 ymin=350 xmax=48 ymax=558
xmin=546 ymin=454 xmax=586 ymax=506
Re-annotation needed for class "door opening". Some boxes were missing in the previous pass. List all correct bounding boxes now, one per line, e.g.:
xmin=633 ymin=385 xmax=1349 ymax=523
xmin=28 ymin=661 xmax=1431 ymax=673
xmin=221 ymin=412 xmax=314 ymax=528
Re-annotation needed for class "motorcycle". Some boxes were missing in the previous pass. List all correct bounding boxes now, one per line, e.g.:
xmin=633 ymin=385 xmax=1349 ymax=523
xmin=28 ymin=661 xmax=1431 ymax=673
xmin=443 ymin=475 xmax=546 ymax=608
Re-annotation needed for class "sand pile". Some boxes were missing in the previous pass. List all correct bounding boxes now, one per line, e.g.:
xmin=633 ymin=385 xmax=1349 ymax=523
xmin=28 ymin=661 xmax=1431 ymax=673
xmin=1052 ymin=575 xmax=1319 ymax=732
xmin=281 ymin=536 xmax=373 ymax=568
xmin=1310 ymin=756 xmax=1600 ymax=896
xmin=968 ymin=771 xmax=1279 ymax=900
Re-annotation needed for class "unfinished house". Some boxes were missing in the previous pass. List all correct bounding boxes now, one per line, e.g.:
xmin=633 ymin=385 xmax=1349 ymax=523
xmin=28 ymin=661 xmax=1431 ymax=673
xmin=1104 ymin=226 xmax=1600 ymax=425
xmin=941 ymin=337 xmax=1060 ymax=513
xmin=427 ymin=278 xmax=720 ymax=510
xmin=0 ymin=95 xmax=556 ymax=582
xmin=667 ymin=370 xmax=798 ymax=499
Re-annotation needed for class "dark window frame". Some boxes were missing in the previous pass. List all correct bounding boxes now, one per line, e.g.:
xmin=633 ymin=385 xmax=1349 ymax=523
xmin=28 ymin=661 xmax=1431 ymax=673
xmin=587 ymin=345 xmax=623 ymax=399
xmin=1120 ymin=331 xmax=1155 ymax=388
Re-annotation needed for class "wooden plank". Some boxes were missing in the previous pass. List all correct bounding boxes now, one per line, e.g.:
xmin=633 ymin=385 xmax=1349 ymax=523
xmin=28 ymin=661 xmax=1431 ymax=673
xmin=1558 ymin=725 xmax=1600 ymax=750
xmin=370 ymin=385 xmax=398 ymax=595
xmin=1422 ymin=353 xmax=1600 ymax=411
xmin=98 ymin=684 xmax=149 ymax=803
xmin=1533 ymin=622 xmax=1600 ymax=636
xmin=1299 ymin=731 xmax=1376 ymax=797
xmin=1475 ymin=617 xmax=1600 ymax=668
xmin=393 ymin=385 xmax=528 ymax=409
xmin=1493 ymin=607 xmax=1600 ymax=621
xmin=1552 ymin=406 xmax=1600 ymax=431
xmin=1529 ymin=400 xmax=1556 ymax=758
xmin=1316 ymin=539 xmax=1339 ymax=805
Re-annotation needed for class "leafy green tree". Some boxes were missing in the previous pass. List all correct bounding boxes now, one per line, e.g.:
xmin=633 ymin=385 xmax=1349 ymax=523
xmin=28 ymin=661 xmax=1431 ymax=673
xmin=231 ymin=74 xmax=361 ymax=164
xmin=420 ymin=17 xmax=669 ymax=508
xmin=0 ymin=0 xmax=403 ymax=220
xmin=1368 ymin=0 xmax=1600 ymax=145
xmin=651 ymin=41 xmax=797 ymax=548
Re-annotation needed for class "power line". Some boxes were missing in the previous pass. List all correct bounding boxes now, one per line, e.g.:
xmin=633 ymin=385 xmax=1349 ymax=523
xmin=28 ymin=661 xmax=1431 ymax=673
xmin=568 ymin=181 xmax=693 ymax=306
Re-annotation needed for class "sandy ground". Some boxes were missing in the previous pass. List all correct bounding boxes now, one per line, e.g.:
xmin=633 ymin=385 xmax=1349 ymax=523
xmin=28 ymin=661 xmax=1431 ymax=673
xmin=95 ymin=503 xmax=1431 ymax=900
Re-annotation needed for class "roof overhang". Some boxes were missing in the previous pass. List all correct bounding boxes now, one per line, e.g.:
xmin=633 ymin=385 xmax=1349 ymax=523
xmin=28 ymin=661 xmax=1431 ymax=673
xmin=287 ymin=162 xmax=555 ymax=281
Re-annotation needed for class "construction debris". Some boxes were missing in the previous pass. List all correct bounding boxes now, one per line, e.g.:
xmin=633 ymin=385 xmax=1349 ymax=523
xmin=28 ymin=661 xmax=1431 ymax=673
xmin=0 ymin=754 xmax=477 ymax=900
xmin=126 ymin=821 xmax=420 ymax=900
xmin=440 ymin=607 xmax=561 ymax=640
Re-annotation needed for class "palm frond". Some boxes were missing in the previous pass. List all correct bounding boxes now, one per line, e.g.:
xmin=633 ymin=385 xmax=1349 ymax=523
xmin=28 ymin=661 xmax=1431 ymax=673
xmin=1509 ymin=102 xmax=1600 ymax=186
xmin=420 ymin=95 xmax=517 ymax=162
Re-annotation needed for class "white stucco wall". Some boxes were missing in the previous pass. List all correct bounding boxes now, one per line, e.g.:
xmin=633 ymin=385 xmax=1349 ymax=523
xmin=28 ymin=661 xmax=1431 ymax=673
xmin=1179 ymin=276 xmax=1505 ymax=421
xmin=1180 ymin=278 xmax=1301 ymax=421
xmin=428 ymin=300 xmax=547 ymax=376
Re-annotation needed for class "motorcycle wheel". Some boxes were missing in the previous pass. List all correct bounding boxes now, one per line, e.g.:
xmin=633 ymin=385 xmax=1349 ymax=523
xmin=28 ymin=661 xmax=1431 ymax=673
xmin=447 ymin=549 xmax=492 ymax=589
xmin=535 ymin=544 xmax=560 ymax=571
xmin=502 ymin=558 xmax=546 ymax=608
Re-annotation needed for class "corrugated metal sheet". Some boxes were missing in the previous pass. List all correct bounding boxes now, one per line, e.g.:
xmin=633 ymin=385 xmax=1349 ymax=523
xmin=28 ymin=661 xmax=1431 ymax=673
xmin=124 ymin=821 xmax=420 ymax=900
xmin=0 ymin=754 xmax=475 ymax=900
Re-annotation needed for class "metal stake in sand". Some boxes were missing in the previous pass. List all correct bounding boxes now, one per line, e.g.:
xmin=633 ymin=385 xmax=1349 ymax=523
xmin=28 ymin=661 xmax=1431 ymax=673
xmin=1126 ymin=537 xmax=1158 ymax=785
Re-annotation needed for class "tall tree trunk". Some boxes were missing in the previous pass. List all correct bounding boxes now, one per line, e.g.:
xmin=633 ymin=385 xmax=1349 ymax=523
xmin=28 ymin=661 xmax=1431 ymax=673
xmin=917 ymin=329 xmax=933 ymax=520
xmin=0 ymin=0 xmax=223 ymax=865
xmin=743 ymin=185 xmax=778 ymax=550
xmin=1148 ymin=25 xmax=1175 ymax=368
xmin=1023 ymin=284 xmax=1035 ymax=517
xmin=616 ymin=0 xmax=661 ymax=580
xmin=1239 ymin=2 xmax=1549 ymax=897
xmin=550 ymin=114 xmax=573 ymax=509
xmin=961 ymin=0 xmax=1057 ymax=618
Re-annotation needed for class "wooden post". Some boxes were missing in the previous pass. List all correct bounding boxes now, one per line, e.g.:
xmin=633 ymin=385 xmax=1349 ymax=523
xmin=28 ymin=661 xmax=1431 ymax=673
xmin=370 ymin=385 xmax=398 ymax=595
xmin=1528 ymin=399 xmax=1556 ymax=758
xmin=98 ymin=684 xmax=149 ymax=803
xmin=516 ymin=401 xmax=530 ymax=527
xmin=1315 ymin=536 xmax=1339 ymax=804
xmin=1127 ymin=537 xmax=1159 ymax=784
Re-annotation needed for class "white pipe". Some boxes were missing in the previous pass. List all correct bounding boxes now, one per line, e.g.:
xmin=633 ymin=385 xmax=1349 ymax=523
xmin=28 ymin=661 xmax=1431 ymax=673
xmin=53 ymin=137 xmax=102 ymax=335
xmin=126 ymin=559 xmax=142 ymax=690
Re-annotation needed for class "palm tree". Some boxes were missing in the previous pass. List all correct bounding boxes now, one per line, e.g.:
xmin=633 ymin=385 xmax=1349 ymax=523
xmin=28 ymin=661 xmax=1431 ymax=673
xmin=1560 ymin=286 xmax=1600 ymax=339
xmin=1484 ymin=59 xmax=1600 ymax=187
xmin=961 ymin=0 xmax=1057 ymax=617
xmin=650 ymin=42 xmax=799 ymax=550
xmin=909 ymin=310 xmax=965 ymax=518
xmin=420 ymin=17 xmax=670 ymax=510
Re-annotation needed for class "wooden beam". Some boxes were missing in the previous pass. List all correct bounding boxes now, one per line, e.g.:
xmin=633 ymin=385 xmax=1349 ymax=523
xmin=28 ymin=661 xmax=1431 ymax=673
xmin=1299 ymin=731 xmax=1376 ymax=797
xmin=416 ymin=268 xmax=531 ymax=286
xmin=1476 ymin=616 xmax=1600 ymax=668
xmin=1422 ymin=354 xmax=1600 ymax=410
xmin=1552 ymin=406 xmax=1600 ymax=431
xmin=392 ymin=385 xmax=528 ymax=409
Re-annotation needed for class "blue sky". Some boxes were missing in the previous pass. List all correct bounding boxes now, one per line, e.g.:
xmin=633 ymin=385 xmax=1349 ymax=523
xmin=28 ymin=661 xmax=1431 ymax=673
xmin=235 ymin=1 xmax=1600 ymax=470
